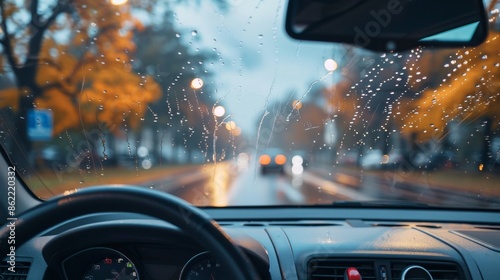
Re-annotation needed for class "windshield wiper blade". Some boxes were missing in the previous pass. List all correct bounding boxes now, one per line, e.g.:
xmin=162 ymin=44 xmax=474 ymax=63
xmin=330 ymin=200 xmax=431 ymax=208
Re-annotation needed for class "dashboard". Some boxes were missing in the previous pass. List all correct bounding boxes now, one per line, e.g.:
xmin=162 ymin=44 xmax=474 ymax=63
xmin=3 ymin=207 xmax=500 ymax=280
xmin=27 ymin=213 xmax=272 ymax=280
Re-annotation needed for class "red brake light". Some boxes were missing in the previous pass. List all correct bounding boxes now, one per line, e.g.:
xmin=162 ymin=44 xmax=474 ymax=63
xmin=275 ymin=154 xmax=286 ymax=165
xmin=259 ymin=155 xmax=271 ymax=165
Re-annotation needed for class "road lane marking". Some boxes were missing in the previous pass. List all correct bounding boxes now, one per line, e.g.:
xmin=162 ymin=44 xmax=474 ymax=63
xmin=302 ymin=172 xmax=374 ymax=201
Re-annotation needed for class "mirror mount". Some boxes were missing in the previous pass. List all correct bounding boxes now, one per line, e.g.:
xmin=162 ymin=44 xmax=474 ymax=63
xmin=286 ymin=0 xmax=488 ymax=52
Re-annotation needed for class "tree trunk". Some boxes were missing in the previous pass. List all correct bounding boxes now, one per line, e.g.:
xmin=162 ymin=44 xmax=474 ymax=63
xmin=14 ymin=67 xmax=41 ymax=167
xmin=1 ymin=1 xmax=64 ymax=169
xmin=481 ymin=117 xmax=493 ymax=171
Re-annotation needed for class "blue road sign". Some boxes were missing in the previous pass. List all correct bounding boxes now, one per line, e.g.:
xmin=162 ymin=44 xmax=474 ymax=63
xmin=27 ymin=109 xmax=53 ymax=141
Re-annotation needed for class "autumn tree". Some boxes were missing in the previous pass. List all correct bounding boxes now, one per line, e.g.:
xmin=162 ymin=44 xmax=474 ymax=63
xmin=322 ymin=48 xmax=414 ymax=165
xmin=391 ymin=2 xmax=500 ymax=171
xmin=287 ymin=101 xmax=328 ymax=153
xmin=323 ymin=80 xmax=360 ymax=147
xmin=399 ymin=30 xmax=500 ymax=169
xmin=256 ymin=89 xmax=328 ymax=159
xmin=0 ymin=0 xmax=164 ymax=171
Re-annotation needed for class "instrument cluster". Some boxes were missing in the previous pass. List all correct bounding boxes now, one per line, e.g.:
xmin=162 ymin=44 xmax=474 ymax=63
xmin=62 ymin=246 xmax=228 ymax=280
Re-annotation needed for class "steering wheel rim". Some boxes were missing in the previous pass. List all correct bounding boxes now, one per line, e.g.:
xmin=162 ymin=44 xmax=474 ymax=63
xmin=0 ymin=185 xmax=260 ymax=279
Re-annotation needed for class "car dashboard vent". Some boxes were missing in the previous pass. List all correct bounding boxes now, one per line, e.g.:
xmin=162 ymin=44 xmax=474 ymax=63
xmin=0 ymin=261 xmax=31 ymax=280
xmin=391 ymin=261 xmax=463 ymax=280
xmin=308 ymin=258 xmax=376 ymax=280
xmin=308 ymin=258 xmax=464 ymax=280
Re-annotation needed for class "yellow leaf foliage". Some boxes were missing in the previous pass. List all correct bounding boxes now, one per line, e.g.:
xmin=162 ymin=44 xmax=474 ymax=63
xmin=16 ymin=0 xmax=163 ymax=134
xmin=323 ymin=80 xmax=360 ymax=124
xmin=400 ymin=32 xmax=500 ymax=141
xmin=0 ymin=88 xmax=20 ymax=110
xmin=34 ymin=89 xmax=79 ymax=135
xmin=77 ymin=63 xmax=161 ymax=132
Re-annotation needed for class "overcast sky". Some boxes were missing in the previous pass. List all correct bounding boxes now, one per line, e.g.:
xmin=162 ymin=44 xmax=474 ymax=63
xmin=173 ymin=0 xmax=341 ymax=134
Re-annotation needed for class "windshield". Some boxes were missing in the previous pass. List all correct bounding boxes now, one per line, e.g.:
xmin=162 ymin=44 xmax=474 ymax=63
xmin=0 ymin=0 xmax=499 ymax=209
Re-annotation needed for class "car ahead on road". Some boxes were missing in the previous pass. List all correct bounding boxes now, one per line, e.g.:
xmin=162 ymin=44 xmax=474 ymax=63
xmin=259 ymin=148 xmax=287 ymax=175
xmin=290 ymin=150 xmax=309 ymax=168
xmin=1 ymin=0 xmax=500 ymax=280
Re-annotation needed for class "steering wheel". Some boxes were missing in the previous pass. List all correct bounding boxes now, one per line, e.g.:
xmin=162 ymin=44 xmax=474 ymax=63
xmin=0 ymin=186 xmax=260 ymax=279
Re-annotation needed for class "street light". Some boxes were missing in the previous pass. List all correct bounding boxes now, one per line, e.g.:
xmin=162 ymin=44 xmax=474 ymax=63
xmin=324 ymin=59 xmax=338 ymax=72
xmin=233 ymin=127 xmax=242 ymax=136
xmin=292 ymin=100 xmax=302 ymax=110
xmin=225 ymin=121 xmax=236 ymax=131
xmin=110 ymin=0 xmax=128 ymax=5
xmin=213 ymin=106 xmax=225 ymax=117
xmin=190 ymin=78 xmax=204 ymax=90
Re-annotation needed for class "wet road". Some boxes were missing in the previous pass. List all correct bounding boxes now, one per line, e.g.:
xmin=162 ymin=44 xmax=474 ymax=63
xmin=309 ymin=168 xmax=500 ymax=208
xmin=156 ymin=162 xmax=376 ymax=206
xmin=149 ymin=162 xmax=500 ymax=207
xmin=225 ymin=168 xmax=305 ymax=205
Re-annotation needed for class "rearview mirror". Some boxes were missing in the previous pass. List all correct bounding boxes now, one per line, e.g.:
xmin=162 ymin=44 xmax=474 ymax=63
xmin=285 ymin=0 xmax=488 ymax=52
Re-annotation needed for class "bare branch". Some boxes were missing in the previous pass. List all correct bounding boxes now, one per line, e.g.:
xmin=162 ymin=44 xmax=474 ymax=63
xmin=29 ymin=0 xmax=40 ymax=27
xmin=0 ymin=0 xmax=19 ymax=75
xmin=64 ymin=24 xmax=119 ymax=90
xmin=26 ymin=0 xmax=72 ymax=74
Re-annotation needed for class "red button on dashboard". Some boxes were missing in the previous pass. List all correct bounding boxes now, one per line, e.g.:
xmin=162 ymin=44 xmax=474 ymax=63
xmin=344 ymin=267 xmax=362 ymax=280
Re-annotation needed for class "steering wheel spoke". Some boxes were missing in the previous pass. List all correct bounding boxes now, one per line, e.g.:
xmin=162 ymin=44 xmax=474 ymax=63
xmin=0 ymin=186 xmax=260 ymax=280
